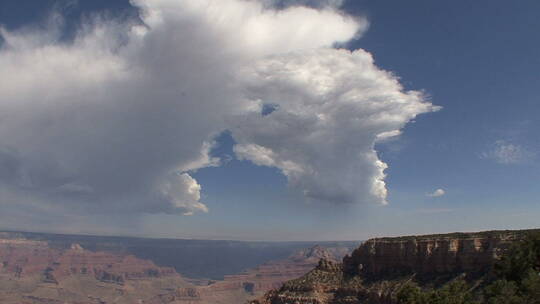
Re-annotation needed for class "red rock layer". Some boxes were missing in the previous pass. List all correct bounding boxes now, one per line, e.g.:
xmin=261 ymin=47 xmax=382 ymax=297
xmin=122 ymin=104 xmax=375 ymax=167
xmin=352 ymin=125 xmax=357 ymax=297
xmin=0 ymin=239 xmax=177 ymax=284
xmin=255 ymin=230 xmax=540 ymax=304
xmin=343 ymin=231 xmax=521 ymax=278
xmin=203 ymin=245 xmax=340 ymax=294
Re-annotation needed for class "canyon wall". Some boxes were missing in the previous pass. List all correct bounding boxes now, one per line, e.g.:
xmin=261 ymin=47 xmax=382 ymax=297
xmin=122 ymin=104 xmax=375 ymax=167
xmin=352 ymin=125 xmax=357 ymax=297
xmin=152 ymin=245 xmax=351 ymax=304
xmin=343 ymin=230 xmax=525 ymax=279
xmin=207 ymin=245 xmax=337 ymax=292
xmin=0 ymin=231 xmax=358 ymax=280
xmin=0 ymin=240 xmax=178 ymax=284
xmin=0 ymin=239 xmax=189 ymax=303
xmin=0 ymin=232 xmax=354 ymax=304
xmin=255 ymin=229 xmax=540 ymax=304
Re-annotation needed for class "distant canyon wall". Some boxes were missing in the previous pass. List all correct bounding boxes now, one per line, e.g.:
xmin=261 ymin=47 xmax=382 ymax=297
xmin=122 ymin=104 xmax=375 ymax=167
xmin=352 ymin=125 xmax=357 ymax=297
xmin=0 ymin=240 xmax=178 ymax=284
xmin=0 ymin=232 xmax=353 ymax=304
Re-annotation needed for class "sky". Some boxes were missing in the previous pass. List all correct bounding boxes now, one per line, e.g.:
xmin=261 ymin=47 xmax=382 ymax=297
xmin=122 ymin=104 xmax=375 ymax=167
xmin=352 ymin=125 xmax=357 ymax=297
xmin=0 ymin=0 xmax=538 ymax=241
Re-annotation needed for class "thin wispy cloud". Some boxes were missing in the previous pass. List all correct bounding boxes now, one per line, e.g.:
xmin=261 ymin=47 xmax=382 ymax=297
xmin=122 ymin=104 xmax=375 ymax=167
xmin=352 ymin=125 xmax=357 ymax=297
xmin=481 ymin=140 xmax=534 ymax=164
xmin=426 ymin=189 xmax=446 ymax=197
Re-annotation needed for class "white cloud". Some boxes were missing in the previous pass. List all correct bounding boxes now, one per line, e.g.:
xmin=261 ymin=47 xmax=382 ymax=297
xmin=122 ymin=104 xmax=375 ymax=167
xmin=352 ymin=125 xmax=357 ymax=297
xmin=427 ymin=188 xmax=446 ymax=197
xmin=0 ymin=0 xmax=436 ymax=222
xmin=261 ymin=0 xmax=346 ymax=9
xmin=231 ymin=48 xmax=438 ymax=205
xmin=482 ymin=140 xmax=534 ymax=164
xmin=158 ymin=173 xmax=208 ymax=215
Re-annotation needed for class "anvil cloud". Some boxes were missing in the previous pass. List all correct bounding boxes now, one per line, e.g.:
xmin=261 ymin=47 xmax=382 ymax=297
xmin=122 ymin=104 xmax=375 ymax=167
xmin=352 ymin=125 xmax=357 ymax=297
xmin=0 ymin=0 xmax=437 ymax=217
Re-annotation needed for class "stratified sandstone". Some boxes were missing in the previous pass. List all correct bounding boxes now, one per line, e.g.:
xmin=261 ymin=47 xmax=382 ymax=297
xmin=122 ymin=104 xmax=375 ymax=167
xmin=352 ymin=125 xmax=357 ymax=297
xmin=158 ymin=245 xmax=352 ymax=304
xmin=0 ymin=235 xmax=353 ymax=304
xmin=0 ymin=240 xmax=177 ymax=284
xmin=0 ymin=230 xmax=359 ymax=280
xmin=0 ymin=239 xmax=189 ymax=304
xmin=209 ymin=245 xmax=337 ymax=292
xmin=343 ymin=230 xmax=523 ymax=279
xmin=255 ymin=229 xmax=540 ymax=304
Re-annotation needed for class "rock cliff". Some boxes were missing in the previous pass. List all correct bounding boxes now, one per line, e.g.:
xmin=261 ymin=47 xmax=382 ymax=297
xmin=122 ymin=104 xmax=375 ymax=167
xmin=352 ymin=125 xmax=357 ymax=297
xmin=0 ymin=239 xmax=189 ymax=303
xmin=0 ymin=230 xmax=359 ymax=280
xmin=0 ymin=240 xmax=177 ymax=283
xmin=212 ymin=245 xmax=339 ymax=292
xmin=254 ymin=229 xmax=540 ymax=304
xmin=155 ymin=245 xmax=352 ymax=304
xmin=343 ymin=230 xmax=524 ymax=279
xmin=0 ymin=234 xmax=353 ymax=304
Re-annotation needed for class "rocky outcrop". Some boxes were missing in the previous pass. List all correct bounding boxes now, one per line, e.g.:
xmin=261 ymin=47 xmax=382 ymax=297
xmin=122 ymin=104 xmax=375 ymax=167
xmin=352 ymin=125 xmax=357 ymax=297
xmin=0 ymin=236 xmax=353 ymax=304
xmin=181 ymin=245 xmax=351 ymax=304
xmin=207 ymin=245 xmax=340 ymax=293
xmin=343 ymin=230 xmax=524 ymax=280
xmin=0 ymin=240 xmax=177 ymax=284
xmin=0 ymin=239 xmax=190 ymax=304
xmin=121 ymin=245 xmax=351 ymax=304
xmin=0 ymin=230 xmax=359 ymax=280
xmin=255 ymin=229 xmax=540 ymax=304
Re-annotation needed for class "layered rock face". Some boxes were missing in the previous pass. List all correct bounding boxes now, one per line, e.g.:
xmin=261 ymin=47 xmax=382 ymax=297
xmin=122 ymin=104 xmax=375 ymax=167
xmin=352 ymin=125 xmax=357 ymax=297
xmin=0 ymin=240 xmax=177 ymax=284
xmin=343 ymin=231 xmax=521 ymax=279
xmin=255 ymin=229 xmax=539 ymax=304
xmin=0 ymin=231 xmax=359 ymax=280
xmin=0 ymin=235 xmax=353 ymax=304
xmin=208 ymin=245 xmax=338 ymax=292
xmin=0 ymin=239 xmax=189 ymax=304
xmin=159 ymin=245 xmax=352 ymax=304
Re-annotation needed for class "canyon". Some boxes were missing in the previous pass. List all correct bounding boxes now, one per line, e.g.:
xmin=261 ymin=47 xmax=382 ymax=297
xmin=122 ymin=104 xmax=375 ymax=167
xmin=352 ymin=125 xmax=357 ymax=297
xmin=3 ymin=228 xmax=535 ymax=304
xmin=253 ymin=229 xmax=540 ymax=304
xmin=0 ymin=231 xmax=357 ymax=280
xmin=0 ymin=238 xmax=190 ymax=303
xmin=0 ymin=231 xmax=355 ymax=304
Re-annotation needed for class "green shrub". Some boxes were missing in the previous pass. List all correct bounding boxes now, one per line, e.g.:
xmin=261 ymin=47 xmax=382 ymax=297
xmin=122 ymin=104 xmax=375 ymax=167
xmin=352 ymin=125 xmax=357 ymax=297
xmin=397 ymin=234 xmax=540 ymax=304
xmin=494 ymin=233 xmax=540 ymax=282
xmin=484 ymin=233 xmax=540 ymax=304
xmin=397 ymin=280 xmax=477 ymax=304
xmin=396 ymin=282 xmax=427 ymax=304
xmin=483 ymin=280 xmax=522 ymax=304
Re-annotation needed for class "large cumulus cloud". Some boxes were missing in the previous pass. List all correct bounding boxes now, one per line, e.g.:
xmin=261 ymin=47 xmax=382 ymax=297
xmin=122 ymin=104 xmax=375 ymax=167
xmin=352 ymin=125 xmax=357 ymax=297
xmin=232 ymin=48 xmax=438 ymax=205
xmin=0 ymin=0 xmax=435 ymax=219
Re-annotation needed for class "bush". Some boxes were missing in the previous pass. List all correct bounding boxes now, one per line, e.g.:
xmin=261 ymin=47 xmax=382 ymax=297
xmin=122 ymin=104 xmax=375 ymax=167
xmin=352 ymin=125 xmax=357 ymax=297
xmin=483 ymin=280 xmax=522 ymax=304
xmin=494 ymin=233 xmax=540 ymax=282
xmin=396 ymin=282 xmax=427 ymax=304
xmin=397 ymin=280 xmax=477 ymax=304
xmin=397 ymin=234 xmax=540 ymax=304
xmin=484 ymin=233 xmax=540 ymax=304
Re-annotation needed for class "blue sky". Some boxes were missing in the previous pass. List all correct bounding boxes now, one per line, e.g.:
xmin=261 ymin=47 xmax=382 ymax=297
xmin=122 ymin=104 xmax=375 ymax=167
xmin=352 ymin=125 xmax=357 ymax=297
xmin=0 ymin=0 xmax=539 ymax=241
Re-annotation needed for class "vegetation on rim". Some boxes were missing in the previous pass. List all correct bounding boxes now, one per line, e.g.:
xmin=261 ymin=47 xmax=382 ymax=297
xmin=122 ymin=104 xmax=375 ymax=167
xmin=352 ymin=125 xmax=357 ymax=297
xmin=396 ymin=232 xmax=540 ymax=304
